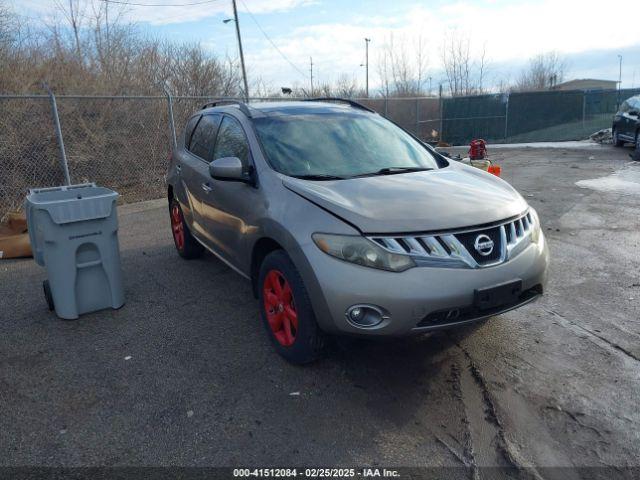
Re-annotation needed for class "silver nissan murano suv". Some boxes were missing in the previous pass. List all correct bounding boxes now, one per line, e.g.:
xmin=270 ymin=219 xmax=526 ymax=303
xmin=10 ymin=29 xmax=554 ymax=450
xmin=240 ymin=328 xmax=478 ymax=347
xmin=166 ymin=99 xmax=549 ymax=364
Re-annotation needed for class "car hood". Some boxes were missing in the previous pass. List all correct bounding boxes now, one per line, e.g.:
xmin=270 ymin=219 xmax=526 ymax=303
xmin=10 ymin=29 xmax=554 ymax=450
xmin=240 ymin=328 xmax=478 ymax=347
xmin=282 ymin=163 xmax=528 ymax=233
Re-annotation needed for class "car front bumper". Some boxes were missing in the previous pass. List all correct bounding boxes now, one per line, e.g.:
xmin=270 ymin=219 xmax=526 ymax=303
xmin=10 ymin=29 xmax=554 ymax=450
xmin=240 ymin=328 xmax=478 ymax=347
xmin=303 ymin=232 xmax=550 ymax=336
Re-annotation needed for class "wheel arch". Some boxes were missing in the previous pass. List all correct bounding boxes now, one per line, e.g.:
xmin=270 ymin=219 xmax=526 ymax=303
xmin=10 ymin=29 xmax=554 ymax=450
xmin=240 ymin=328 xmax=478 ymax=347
xmin=250 ymin=237 xmax=285 ymax=298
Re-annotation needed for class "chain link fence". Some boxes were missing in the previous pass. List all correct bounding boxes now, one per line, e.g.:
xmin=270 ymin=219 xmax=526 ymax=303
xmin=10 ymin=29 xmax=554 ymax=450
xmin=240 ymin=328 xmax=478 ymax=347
xmin=1 ymin=95 xmax=170 ymax=218
xmin=2 ymin=89 xmax=638 ymax=218
xmin=0 ymin=96 xmax=65 ymax=217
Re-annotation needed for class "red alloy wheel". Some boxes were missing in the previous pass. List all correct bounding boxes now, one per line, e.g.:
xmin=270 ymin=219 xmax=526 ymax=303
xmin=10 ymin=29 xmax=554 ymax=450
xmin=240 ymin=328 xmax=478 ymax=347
xmin=263 ymin=270 xmax=298 ymax=346
xmin=170 ymin=204 xmax=185 ymax=251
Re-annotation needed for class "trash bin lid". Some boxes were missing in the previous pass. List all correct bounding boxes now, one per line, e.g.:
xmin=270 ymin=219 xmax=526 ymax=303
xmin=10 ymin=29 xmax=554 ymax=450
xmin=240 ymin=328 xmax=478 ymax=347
xmin=26 ymin=183 xmax=119 ymax=225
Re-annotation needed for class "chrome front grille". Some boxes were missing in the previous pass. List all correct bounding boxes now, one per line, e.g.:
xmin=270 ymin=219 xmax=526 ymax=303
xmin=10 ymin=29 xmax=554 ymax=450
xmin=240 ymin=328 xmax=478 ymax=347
xmin=368 ymin=210 xmax=535 ymax=269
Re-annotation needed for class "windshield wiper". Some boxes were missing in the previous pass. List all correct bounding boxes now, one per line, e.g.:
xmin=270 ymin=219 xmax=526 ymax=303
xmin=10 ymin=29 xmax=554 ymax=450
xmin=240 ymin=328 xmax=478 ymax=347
xmin=290 ymin=174 xmax=347 ymax=181
xmin=353 ymin=166 xmax=434 ymax=178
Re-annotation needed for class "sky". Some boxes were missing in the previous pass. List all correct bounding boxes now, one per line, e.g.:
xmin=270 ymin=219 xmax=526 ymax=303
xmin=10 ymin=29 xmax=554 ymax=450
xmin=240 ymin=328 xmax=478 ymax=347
xmin=11 ymin=0 xmax=640 ymax=93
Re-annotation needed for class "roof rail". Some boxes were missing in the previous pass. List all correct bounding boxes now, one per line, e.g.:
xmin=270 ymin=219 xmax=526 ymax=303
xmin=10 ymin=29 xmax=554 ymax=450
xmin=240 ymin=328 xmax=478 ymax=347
xmin=201 ymin=99 xmax=252 ymax=117
xmin=303 ymin=97 xmax=376 ymax=113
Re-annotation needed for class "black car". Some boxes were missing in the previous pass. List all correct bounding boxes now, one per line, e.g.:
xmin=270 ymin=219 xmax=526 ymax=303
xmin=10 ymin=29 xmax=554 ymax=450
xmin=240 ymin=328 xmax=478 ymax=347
xmin=612 ymin=95 xmax=640 ymax=159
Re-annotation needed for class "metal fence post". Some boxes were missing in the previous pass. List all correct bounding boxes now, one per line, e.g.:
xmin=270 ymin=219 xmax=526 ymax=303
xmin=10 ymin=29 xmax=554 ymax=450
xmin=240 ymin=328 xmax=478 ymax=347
xmin=415 ymin=98 xmax=420 ymax=138
xmin=504 ymin=93 xmax=510 ymax=140
xmin=164 ymin=83 xmax=178 ymax=152
xmin=438 ymin=84 xmax=444 ymax=143
xmin=43 ymin=83 xmax=71 ymax=186
xmin=582 ymin=92 xmax=587 ymax=132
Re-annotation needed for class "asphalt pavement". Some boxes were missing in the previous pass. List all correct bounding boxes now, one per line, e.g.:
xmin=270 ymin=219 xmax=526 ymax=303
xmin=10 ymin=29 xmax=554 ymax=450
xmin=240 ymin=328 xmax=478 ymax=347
xmin=1 ymin=143 xmax=639 ymax=477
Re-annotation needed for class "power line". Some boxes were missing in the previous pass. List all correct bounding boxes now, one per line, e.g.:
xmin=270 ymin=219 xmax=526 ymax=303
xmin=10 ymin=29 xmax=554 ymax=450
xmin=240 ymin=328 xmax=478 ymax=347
xmin=99 ymin=0 xmax=223 ymax=7
xmin=238 ymin=0 xmax=307 ymax=81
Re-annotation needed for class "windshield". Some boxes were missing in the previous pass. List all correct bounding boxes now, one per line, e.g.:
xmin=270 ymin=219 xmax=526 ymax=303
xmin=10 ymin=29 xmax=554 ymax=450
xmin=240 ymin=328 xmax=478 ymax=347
xmin=252 ymin=112 xmax=441 ymax=178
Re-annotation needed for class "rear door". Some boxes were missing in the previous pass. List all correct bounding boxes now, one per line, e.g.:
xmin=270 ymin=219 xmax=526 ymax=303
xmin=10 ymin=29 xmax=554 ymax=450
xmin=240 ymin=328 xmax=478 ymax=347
xmin=619 ymin=101 xmax=635 ymax=139
xmin=180 ymin=113 xmax=222 ymax=242
xmin=630 ymin=98 xmax=640 ymax=140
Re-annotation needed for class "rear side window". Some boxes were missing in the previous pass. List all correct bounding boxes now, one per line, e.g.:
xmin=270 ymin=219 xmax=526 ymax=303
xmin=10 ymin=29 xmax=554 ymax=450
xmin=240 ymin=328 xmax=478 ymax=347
xmin=183 ymin=115 xmax=201 ymax=149
xmin=189 ymin=114 xmax=221 ymax=161
xmin=213 ymin=117 xmax=250 ymax=166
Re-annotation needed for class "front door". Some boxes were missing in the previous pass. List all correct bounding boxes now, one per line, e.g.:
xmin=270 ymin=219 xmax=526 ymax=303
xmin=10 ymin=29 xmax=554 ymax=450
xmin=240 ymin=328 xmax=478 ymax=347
xmin=200 ymin=115 xmax=259 ymax=269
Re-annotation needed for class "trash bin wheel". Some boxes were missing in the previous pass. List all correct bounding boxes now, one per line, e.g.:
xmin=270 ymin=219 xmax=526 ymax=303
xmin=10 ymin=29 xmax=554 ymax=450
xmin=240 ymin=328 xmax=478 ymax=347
xmin=169 ymin=198 xmax=204 ymax=259
xmin=43 ymin=280 xmax=55 ymax=311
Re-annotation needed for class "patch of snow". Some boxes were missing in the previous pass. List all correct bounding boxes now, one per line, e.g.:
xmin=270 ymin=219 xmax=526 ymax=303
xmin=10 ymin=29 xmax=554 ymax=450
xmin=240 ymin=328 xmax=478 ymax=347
xmin=590 ymin=128 xmax=612 ymax=144
xmin=453 ymin=141 xmax=605 ymax=149
xmin=576 ymin=163 xmax=640 ymax=196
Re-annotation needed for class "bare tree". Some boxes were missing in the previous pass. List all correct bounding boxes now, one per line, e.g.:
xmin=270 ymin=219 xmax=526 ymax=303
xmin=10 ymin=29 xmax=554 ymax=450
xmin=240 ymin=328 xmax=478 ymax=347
xmin=442 ymin=32 xmax=469 ymax=96
xmin=333 ymin=74 xmax=361 ymax=97
xmin=377 ymin=34 xmax=429 ymax=97
xmin=376 ymin=42 xmax=392 ymax=97
xmin=514 ymin=52 xmax=567 ymax=92
xmin=0 ymin=3 xmax=16 ymax=52
xmin=53 ymin=0 xmax=86 ymax=58
xmin=0 ymin=1 xmax=242 ymax=96
xmin=440 ymin=31 xmax=490 ymax=97
xmin=477 ymin=42 xmax=488 ymax=94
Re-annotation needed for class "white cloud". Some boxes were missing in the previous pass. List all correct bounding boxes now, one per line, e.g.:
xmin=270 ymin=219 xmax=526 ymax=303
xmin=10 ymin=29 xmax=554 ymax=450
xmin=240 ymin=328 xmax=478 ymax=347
xmin=240 ymin=0 xmax=640 ymax=89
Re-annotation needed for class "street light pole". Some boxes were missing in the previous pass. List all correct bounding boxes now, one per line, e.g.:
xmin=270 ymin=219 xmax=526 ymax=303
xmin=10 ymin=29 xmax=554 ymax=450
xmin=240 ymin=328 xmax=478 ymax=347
xmin=231 ymin=0 xmax=249 ymax=101
xmin=618 ymin=54 xmax=623 ymax=108
xmin=364 ymin=38 xmax=371 ymax=97
xmin=618 ymin=55 xmax=623 ymax=89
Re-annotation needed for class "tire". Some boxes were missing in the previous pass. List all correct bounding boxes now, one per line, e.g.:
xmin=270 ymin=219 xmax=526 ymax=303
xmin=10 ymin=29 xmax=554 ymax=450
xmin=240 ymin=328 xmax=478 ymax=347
xmin=169 ymin=198 xmax=203 ymax=259
xmin=613 ymin=128 xmax=624 ymax=147
xmin=258 ymin=250 xmax=325 ymax=364
xmin=43 ymin=280 xmax=54 ymax=311
xmin=633 ymin=132 xmax=640 ymax=161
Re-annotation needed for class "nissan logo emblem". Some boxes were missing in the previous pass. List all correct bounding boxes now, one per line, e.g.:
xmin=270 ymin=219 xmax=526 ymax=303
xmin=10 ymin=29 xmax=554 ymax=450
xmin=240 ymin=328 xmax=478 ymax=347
xmin=474 ymin=234 xmax=494 ymax=256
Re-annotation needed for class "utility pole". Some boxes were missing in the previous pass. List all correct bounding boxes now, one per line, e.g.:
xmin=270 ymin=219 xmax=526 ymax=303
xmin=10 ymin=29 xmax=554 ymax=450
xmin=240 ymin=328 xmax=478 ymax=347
xmin=231 ymin=0 xmax=249 ymax=101
xmin=364 ymin=38 xmax=371 ymax=97
xmin=310 ymin=57 xmax=314 ymax=95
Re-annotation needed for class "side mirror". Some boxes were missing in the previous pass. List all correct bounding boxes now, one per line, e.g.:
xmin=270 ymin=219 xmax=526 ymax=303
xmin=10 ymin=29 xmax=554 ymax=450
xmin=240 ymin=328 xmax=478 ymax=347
xmin=209 ymin=157 xmax=252 ymax=184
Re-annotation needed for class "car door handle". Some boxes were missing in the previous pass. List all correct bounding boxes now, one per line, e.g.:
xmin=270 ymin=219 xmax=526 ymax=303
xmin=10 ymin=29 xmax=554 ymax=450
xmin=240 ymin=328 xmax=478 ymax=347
xmin=201 ymin=183 xmax=213 ymax=193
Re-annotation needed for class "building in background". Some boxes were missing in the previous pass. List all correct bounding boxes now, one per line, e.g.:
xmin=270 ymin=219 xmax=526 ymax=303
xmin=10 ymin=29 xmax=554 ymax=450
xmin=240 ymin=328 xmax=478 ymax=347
xmin=553 ymin=79 xmax=618 ymax=91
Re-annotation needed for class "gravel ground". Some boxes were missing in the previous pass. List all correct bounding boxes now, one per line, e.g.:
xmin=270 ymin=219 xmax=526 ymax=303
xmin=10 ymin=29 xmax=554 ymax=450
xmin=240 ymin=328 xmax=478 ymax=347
xmin=1 ymin=144 xmax=639 ymax=476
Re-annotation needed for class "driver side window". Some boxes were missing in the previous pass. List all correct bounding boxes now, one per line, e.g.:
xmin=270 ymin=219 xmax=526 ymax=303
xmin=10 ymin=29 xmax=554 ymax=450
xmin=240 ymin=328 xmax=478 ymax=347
xmin=213 ymin=117 xmax=250 ymax=167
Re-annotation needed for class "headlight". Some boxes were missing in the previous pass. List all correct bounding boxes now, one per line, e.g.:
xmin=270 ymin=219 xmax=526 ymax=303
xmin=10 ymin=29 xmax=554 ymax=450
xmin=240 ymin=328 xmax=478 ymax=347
xmin=529 ymin=207 xmax=542 ymax=244
xmin=312 ymin=233 xmax=415 ymax=272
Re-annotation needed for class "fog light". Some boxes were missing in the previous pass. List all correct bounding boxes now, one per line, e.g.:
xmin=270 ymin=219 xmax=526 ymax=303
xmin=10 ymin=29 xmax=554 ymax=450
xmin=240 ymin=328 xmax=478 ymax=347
xmin=349 ymin=307 xmax=364 ymax=322
xmin=346 ymin=305 xmax=388 ymax=328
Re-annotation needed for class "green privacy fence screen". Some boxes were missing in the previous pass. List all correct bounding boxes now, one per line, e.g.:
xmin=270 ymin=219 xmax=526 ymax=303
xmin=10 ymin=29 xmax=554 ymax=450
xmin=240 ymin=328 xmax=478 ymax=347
xmin=441 ymin=88 xmax=640 ymax=145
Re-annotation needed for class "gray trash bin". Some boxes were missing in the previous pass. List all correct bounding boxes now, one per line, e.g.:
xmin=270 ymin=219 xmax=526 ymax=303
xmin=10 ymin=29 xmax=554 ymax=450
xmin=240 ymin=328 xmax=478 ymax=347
xmin=25 ymin=183 xmax=125 ymax=320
